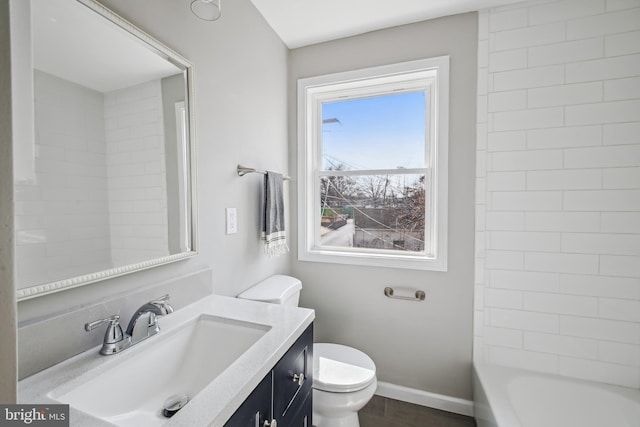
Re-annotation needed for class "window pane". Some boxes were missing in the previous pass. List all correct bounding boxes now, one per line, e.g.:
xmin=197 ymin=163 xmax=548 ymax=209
xmin=321 ymin=92 xmax=426 ymax=171
xmin=319 ymin=174 xmax=426 ymax=253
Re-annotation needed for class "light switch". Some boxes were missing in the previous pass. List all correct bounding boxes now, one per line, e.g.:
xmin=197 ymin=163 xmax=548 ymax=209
xmin=226 ymin=208 xmax=237 ymax=234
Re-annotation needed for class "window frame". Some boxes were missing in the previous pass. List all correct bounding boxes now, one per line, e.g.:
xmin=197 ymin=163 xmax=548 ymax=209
xmin=297 ymin=57 xmax=449 ymax=271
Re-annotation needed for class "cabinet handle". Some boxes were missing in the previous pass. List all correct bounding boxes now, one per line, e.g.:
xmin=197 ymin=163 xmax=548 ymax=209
xmin=292 ymin=373 xmax=305 ymax=386
xmin=263 ymin=420 xmax=277 ymax=427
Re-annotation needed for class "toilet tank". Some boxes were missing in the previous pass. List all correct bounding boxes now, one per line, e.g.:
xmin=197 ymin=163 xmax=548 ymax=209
xmin=237 ymin=275 xmax=302 ymax=306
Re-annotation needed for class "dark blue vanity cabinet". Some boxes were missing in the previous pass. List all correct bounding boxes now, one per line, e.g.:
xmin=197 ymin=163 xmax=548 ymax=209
xmin=224 ymin=373 xmax=273 ymax=427
xmin=225 ymin=324 xmax=313 ymax=427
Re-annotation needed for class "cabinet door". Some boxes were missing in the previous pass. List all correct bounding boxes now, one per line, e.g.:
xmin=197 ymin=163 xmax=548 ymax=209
xmin=273 ymin=325 xmax=313 ymax=423
xmin=280 ymin=389 xmax=312 ymax=427
xmin=284 ymin=390 xmax=312 ymax=427
xmin=224 ymin=372 xmax=272 ymax=427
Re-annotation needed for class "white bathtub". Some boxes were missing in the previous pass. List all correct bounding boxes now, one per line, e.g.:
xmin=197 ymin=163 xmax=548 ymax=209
xmin=473 ymin=363 xmax=640 ymax=427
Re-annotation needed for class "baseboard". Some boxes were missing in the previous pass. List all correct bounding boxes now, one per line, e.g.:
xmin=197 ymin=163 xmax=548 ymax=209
xmin=375 ymin=381 xmax=474 ymax=417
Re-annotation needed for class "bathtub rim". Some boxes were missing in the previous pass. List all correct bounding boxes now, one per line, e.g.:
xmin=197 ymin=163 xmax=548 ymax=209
xmin=472 ymin=362 xmax=640 ymax=427
xmin=473 ymin=363 xmax=521 ymax=427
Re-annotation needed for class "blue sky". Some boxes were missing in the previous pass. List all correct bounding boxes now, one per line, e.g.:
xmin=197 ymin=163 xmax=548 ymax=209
xmin=321 ymin=91 xmax=426 ymax=170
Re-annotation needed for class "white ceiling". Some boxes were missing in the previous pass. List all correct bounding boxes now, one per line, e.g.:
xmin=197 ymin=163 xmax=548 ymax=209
xmin=250 ymin=0 xmax=526 ymax=48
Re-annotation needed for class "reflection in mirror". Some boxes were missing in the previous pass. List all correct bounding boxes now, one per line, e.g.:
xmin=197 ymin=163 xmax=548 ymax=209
xmin=15 ymin=0 xmax=197 ymax=299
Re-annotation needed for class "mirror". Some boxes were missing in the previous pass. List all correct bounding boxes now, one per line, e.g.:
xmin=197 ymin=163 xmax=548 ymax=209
xmin=15 ymin=0 xmax=197 ymax=300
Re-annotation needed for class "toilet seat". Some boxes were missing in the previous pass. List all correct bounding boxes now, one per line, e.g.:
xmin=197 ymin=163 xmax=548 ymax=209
xmin=313 ymin=343 xmax=376 ymax=393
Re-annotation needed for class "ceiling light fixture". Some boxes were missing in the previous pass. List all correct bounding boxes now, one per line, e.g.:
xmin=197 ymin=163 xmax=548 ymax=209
xmin=190 ymin=0 xmax=222 ymax=21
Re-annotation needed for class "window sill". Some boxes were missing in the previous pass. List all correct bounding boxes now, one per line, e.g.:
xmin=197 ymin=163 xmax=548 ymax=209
xmin=298 ymin=248 xmax=447 ymax=272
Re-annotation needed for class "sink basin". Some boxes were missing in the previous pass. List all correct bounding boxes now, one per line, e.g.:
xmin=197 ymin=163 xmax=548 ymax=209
xmin=49 ymin=314 xmax=270 ymax=426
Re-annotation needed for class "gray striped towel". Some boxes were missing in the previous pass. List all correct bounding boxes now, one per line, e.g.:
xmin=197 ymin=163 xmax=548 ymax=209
xmin=261 ymin=171 xmax=289 ymax=256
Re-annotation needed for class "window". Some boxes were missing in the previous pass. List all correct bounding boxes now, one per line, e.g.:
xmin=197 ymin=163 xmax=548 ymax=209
xmin=297 ymin=57 xmax=449 ymax=271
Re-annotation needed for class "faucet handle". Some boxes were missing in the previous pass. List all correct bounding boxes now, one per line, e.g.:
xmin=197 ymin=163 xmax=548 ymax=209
xmin=85 ymin=314 xmax=130 ymax=355
xmin=149 ymin=294 xmax=174 ymax=315
xmin=85 ymin=314 xmax=120 ymax=333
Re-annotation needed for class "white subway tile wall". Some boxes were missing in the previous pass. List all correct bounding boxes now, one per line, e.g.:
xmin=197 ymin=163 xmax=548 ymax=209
xmin=104 ymin=81 xmax=169 ymax=266
xmin=14 ymin=72 xmax=169 ymax=289
xmin=475 ymin=0 xmax=640 ymax=389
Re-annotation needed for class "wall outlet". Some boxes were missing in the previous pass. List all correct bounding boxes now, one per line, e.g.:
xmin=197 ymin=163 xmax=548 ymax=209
xmin=226 ymin=208 xmax=238 ymax=234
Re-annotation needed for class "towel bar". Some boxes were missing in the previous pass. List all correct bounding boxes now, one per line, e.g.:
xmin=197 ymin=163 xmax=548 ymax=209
xmin=384 ymin=287 xmax=426 ymax=302
xmin=237 ymin=164 xmax=291 ymax=180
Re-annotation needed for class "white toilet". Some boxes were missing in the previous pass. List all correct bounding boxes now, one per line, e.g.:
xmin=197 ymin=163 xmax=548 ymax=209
xmin=238 ymin=275 xmax=377 ymax=427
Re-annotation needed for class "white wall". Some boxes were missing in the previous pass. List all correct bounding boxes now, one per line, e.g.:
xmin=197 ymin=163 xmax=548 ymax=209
xmin=17 ymin=0 xmax=290 ymax=321
xmin=290 ymin=13 xmax=478 ymax=401
xmin=475 ymin=0 xmax=640 ymax=389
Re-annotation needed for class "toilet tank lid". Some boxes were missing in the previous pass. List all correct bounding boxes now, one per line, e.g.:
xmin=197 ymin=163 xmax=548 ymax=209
xmin=237 ymin=275 xmax=302 ymax=303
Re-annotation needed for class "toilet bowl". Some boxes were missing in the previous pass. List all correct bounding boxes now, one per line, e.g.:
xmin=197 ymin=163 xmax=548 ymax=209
xmin=313 ymin=343 xmax=377 ymax=427
xmin=237 ymin=275 xmax=377 ymax=427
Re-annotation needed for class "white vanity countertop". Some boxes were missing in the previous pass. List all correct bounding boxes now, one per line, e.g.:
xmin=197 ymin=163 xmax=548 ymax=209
xmin=19 ymin=295 xmax=315 ymax=427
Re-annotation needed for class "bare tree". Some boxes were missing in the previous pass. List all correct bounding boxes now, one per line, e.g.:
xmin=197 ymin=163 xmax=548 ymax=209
xmin=396 ymin=175 xmax=425 ymax=231
xmin=320 ymin=164 xmax=355 ymax=210
xmin=357 ymin=175 xmax=392 ymax=207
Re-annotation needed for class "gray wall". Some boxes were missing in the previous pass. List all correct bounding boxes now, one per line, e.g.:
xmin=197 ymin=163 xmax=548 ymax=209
xmin=17 ymin=0 xmax=291 ymax=320
xmin=289 ymin=13 xmax=478 ymax=400
xmin=0 ymin=0 xmax=17 ymax=403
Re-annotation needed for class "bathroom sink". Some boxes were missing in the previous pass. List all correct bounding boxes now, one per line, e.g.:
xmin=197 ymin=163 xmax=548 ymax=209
xmin=48 ymin=314 xmax=270 ymax=426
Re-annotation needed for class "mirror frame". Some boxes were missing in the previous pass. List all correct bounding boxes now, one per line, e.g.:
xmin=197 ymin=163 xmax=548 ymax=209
xmin=16 ymin=0 xmax=198 ymax=301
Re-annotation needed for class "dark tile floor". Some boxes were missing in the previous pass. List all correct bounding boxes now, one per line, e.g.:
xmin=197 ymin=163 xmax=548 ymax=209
xmin=359 ymin=396 xmax=477 ymax=427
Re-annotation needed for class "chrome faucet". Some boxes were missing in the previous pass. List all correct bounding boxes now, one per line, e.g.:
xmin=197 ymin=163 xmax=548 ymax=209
xmin=85 ymin=294 xmax=174 ymax=355
xmin=126 ymin=295 xmax=174 ymax=344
